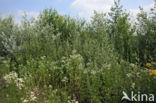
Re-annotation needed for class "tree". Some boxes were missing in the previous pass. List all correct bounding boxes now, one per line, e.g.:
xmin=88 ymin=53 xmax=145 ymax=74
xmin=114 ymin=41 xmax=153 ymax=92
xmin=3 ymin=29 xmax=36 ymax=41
xmin=108 ymin=0 xmax=134 ymax=62
xmin=136 ymin=2 xmax=156 ymax=64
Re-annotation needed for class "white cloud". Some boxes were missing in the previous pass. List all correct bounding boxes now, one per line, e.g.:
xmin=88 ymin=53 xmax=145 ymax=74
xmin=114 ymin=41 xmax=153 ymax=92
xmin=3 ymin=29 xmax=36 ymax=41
xmin=71 ymin=0 xmax=155 ymax=20
xmin=17 ymin=10 xmax=39 ymax=19
xmin=71 ymin=0 xmax=114 ymax=19
xmin=1 ymin=14 xmax=22 ymax=25
xmin=128 ymin=3 xmax=155 ymax=24
xmin=130 ymin=3 xmax=155 ymax=18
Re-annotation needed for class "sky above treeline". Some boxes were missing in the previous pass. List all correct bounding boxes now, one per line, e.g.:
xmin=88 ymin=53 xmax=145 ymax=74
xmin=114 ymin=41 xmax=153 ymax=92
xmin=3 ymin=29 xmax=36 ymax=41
xmin=0 ymin=0 xmax=155 ymax=23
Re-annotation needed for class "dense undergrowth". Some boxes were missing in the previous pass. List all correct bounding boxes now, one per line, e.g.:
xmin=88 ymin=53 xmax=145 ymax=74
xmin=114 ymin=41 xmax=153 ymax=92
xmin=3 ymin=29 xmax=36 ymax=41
xmin=0 ymin=1 xmax=156 ymax=103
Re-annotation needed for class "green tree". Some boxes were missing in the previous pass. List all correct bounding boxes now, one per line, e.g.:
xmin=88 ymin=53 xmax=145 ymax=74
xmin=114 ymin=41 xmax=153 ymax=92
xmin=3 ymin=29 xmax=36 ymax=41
xmin=136 ymin=2 xmax=156 ymax=64
xmin=108 ymin=0 xmax=134 ymax=62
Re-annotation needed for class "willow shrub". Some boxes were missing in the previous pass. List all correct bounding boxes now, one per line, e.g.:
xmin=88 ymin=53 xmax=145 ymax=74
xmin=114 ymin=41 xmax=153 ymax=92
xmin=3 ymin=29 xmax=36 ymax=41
xmin=0 ymin=3 xmax=156 ymax=103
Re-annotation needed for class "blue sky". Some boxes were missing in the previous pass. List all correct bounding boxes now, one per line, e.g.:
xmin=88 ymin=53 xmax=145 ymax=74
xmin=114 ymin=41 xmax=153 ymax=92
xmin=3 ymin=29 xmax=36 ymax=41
xmin=0 ymin=0 xmax=155 ymax=23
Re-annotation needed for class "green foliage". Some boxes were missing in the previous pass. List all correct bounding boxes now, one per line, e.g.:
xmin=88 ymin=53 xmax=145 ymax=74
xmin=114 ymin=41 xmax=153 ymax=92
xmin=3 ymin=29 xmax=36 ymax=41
xmin=136 ymin=5 xmax=156 ymax=64
xmin=0 ymin=1 xmax=156 ymax=103
xmin=108 ymin=0 xmax=134 ymax=62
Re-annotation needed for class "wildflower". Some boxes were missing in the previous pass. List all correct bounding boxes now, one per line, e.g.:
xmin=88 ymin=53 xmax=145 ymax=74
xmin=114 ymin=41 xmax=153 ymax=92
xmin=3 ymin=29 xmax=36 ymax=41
xmin=130 ymin=63 xmax=136 ymax=68
xmin=3 ymin=71 xmax=18 ymax=83
xmin=91 ymin=70 xmax=96 ymax=75
xmin=30 ymin=91 xmax=37 ymax=101
xmin=23 ymin=99 xmax=29 ymax=103
xmin=41 ymin=56 xmax=46 ymax=60
xmin=61 ymin=77 xmax=68 ymax=82
xmin=49 ymin=85 xmax=52 ymax=89
xmin=149 ymin=70 xmax=156 ymax=75
xmin=146 ymin=62 xmax=152 ymax=67
xmin=16 ymin=82 xmax=24 ymax=89
xmin=3 ymin=72 xmax=24 ymax=89
xmin=126 ymin=73 xmax=132 ymax=77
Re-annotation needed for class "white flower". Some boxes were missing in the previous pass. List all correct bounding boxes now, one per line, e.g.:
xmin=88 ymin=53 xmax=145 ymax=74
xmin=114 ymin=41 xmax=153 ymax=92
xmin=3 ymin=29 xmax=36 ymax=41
xmin=18 ymin=78 xmax=24 ymax=82
xmin=23 ymin=99 xmax=29 ymax=103
xmin=3 ymin=71 xmax=18 ymax=83
xmin=130 ymin=63 xmax=137 ymax=68
xmin=30 ymin=92 xmax=37 ymax=101
xmin=91 ymin=70 xmax=96 ymax=75
xmin=3 ymin=71 xmax=24 ymax=89
xmin=126 ymin=73 xmax=132 ymax=77
xmin=130 ymin=63 xmax=135 ymax=68
xmin=49 ymin=85 xmax=52 ymax=89
xmin=16 ymin=83 xmax=24 ymax=90
xmin=41 ymin=56 xmax=46 ymax=60
xmin=61 ymin=77 xmax=68 ymax=82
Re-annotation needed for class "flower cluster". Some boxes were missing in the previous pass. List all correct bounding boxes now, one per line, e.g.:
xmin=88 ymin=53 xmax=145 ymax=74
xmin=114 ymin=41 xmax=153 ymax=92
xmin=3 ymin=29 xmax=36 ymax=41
xmin=67 ymin=96 xmax=78 ymax=103
xmin=3 ymin=71 xmax=24 ymax=89
xmin=21 ymin=91 xmax=37 ymax=103
xmin=146 ymin=62 xmax=152 ymax=67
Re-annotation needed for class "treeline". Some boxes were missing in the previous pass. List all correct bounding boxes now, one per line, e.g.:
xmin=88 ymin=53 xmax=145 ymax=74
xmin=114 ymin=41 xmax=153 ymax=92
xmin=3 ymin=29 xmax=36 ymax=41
xmin=0 ymin=1 xmax=155 ymax=67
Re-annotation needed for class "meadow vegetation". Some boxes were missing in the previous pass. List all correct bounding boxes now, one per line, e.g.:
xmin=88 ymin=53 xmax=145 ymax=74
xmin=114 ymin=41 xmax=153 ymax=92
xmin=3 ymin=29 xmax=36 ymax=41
xmin=0 ymin=1 xmax=156 ymax=103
